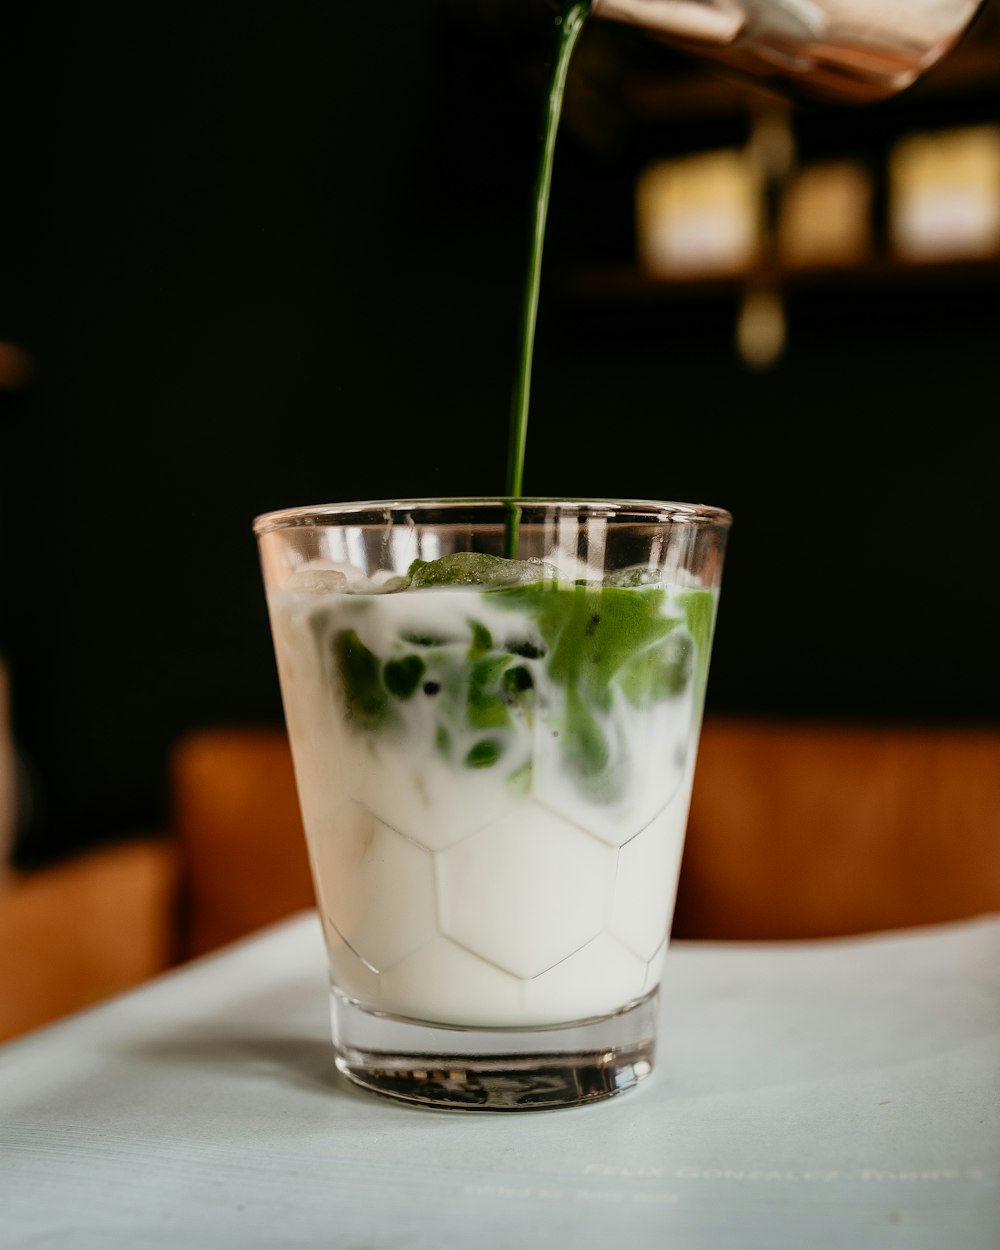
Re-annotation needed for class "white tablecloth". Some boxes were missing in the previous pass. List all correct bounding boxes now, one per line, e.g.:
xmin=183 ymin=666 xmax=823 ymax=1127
xmin=2 ymin=912 xmax=998 ymax=1249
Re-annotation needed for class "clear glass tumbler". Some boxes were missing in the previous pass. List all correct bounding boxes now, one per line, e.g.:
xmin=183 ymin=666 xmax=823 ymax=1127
xmin=254 ymin=498 xmax=730 ymax=1111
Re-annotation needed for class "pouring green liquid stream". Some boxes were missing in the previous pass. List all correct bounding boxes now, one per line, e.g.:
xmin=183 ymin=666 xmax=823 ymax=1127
xmin=505 ymin=1 xmax=591 ymax=556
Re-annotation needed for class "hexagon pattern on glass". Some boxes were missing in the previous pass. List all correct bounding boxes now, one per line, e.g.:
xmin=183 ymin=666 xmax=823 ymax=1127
xmin=642 ymin=938 xmax=668 ymax=998
xmin=312 ymin=786 xmax=694 ymax=1025
xmin=310 ymin=798 xmax=437 ymax=973
xmin=436 ymin=803 xmax=616 ymax=979
xmin=522 ymin=933 xmax=647 ymax=1022
xmin=379 ymin=936 xmax=524 ymax=1027
xmin=325 ymin=926 xmax=382 ymax=1005
xmin=611 ymin=804 xmax=688 ymax=961
xmin=342 ymin=734 xmax=522 ymax=852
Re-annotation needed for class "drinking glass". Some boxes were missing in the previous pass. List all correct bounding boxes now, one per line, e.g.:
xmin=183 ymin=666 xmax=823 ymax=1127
xmin=255 ymin=498 xmax=730 ymax=1111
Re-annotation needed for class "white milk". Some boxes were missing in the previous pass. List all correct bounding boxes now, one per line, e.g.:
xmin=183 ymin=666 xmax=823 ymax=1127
xmin=268 ymin=577 xmax=711 ymax=1027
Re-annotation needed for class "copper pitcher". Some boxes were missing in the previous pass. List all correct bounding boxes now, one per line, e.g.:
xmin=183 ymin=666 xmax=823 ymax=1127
xmin=590 ymin=0 xmax=986 ymax=101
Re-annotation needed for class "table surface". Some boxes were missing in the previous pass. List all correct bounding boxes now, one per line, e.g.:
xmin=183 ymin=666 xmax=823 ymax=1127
xmin=2 ymin=911 xmax=998 ymax=1250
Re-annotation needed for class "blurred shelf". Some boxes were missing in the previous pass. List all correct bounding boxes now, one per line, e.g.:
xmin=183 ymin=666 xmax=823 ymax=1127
xmin=566 ymin=255 xmax=1000 ymax=303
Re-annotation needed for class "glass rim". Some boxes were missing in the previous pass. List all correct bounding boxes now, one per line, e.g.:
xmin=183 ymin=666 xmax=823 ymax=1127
xmin=253 ymin=497 xmax=733 ymax=535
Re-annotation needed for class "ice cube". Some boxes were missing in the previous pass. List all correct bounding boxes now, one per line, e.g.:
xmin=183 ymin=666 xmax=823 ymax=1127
xmin=605 ymin=565 xmax=664 ymax=588
xmin=284 ymin=567 xmax=349 ymax=594
xmin=407 ymin=552 xmax=561 ymax=590
xmin=365 ymin=571 xmax=409 ymax=594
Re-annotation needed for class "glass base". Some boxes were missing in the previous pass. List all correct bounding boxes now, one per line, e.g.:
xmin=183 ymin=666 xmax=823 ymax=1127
xmin=330 ymin=987 xmax=658 ymax=1112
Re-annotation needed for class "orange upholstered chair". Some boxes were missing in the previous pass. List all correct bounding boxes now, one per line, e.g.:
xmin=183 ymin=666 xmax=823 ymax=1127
xmin=676 ymin=717 xmax=1000 ymax=939
xmin=0 ymin=839 xmax=179 ymax=1041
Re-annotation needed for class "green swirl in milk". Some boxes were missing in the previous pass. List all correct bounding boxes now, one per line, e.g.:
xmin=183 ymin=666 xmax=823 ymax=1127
xmin=325 ymin=554 xmax=714 ymax=803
